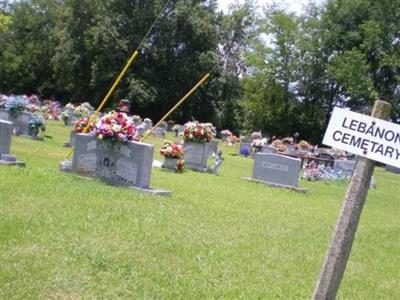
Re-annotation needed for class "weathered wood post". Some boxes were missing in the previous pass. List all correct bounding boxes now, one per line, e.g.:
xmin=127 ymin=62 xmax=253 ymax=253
xmin=313 ymin=100 xmax=392 ymax=300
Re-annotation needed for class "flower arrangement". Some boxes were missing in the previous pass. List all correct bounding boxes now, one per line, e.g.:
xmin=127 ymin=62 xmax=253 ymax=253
xmin=64 ymin=103 xmax=75 ymax=110
xmin=29 ymin=114 xmax=46 ymax=131
xmin=74 ymin=104 xmax=90 ymax=118
xmin=131 ymin=115 xmax=142 ymax=123
xmin=81 ymin=102 xmax=93 ymax=110
xmin=5 ymin=96 xmax=28 ymax=117
xmin=95 ymin=111 xmax=136 ymax=144
xmin=221 ymin=129 xmax=232 ymax=136
xmin=27 ymin=103 xmax=40 ymax=113
xmin=0 ymin=94 xmax=8 ymax=108
xmin=303 ymin=161 xmax=348 ymax=182
xmin=251 ymin=131 xmax=262 ymax=140
xmin=183 ymin=121 xmax=213 ymax=143
xmin=271 ymin=139 xmax=287 ymax=152
xmin=298 ymin=140 xmax=310 ymax=149
xmin=327 ymin=148 xmax=348 ymax=160
xmin=73 ymin=117 xmax=96 ymax=134
xmin=227 ymin=135 xmax=240 ymax=144
xmin=160 ymin=140 xmax=184 ymax=159
xmin=251 ymin=139 xmax=264 ymax=152
xmin=282 ymin=137 xmax=294 ymax=144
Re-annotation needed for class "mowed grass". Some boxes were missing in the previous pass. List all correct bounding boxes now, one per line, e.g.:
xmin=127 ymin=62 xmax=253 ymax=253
xmin=1 ymin=121 xmax=399 ymax=299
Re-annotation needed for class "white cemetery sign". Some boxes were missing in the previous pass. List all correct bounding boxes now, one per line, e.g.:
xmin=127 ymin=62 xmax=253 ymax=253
xmin=313 ymin=101 xmax=393 ymax=300
xmin=323 ymin=106 xmax=400 ymax=168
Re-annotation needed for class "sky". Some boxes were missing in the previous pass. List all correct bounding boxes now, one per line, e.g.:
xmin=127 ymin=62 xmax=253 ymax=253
xmin=217 ymin=0 xmax=323 ymax=14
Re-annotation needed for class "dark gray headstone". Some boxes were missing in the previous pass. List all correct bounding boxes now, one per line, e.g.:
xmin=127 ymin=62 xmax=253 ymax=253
xmin=72 ymin=134 xmax=154 ymax=188
xmin=333 ymin=160 xmax=356 ymax=176
xmin=153 ymin=127 xmax=166 ymax=138
xmin=252 ymin=153 xmax=301 ymax=187
xmin=11 ymin=112 xmax=32 ymax=136
xmin=64 ymin=108 xmax=79 ymax=126
xmin=0 ymin=119 xmax=25 ymax=167
xmin=0 ymin=119 xmax=13 ymax=155
xmin=239 ymin=142 xmax=252 ymax=156
xmin=0 ymin=109 xmax=10 ymax=121
xmin=261 ymin=146 xmax=277 ymax=154
xmin=184 ymin=141 xmax=218 ymax=171
xmin=385 ymin=164 xmax=400 ymax=174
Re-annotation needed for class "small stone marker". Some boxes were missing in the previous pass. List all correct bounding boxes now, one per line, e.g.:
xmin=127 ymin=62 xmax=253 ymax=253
xmin=61 ymin=134 xmax=170 ymax=196
xmin=242 ymin=153 xmax=306 ymax=192
xmin=333 ymin=159 xmax=356 ymax=177
xmin=0 ymin=120 xmax=25 ymax=167
xmin=313 ymin=100 xmax=393 ymax=300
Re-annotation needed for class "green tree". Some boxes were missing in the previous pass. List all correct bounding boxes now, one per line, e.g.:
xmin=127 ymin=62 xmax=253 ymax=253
xmin=0 ymin=0 xmax=59 ymax=96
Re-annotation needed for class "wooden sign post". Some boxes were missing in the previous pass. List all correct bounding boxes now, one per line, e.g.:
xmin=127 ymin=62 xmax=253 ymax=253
xmin=313 ymin=100 xmax=393 ymax=300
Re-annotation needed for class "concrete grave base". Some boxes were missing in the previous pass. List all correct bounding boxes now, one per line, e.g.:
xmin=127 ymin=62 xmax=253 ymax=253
xmin=241 ymin=177 xmax=308 ymax=193
xmin=59 ymin=160 xmax=73 ymax=172
xmin=60 ymin=134 xmax=171 ymax=196
xmin=0 ymin=154 xmax=25 ymax=167
xmin=60 ymin=159 xmax=170 ymax=196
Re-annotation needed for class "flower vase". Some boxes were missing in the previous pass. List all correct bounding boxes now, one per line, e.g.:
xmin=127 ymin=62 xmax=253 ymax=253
xmin=163 ymin=157 xmax=178 ymax=170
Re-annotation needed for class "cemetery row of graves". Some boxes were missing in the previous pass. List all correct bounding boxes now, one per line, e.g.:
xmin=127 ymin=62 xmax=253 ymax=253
xmin=1 ymin=94 xmax=399 ymax=299
xmin=3 ymin=93 xmax=396 ymax=191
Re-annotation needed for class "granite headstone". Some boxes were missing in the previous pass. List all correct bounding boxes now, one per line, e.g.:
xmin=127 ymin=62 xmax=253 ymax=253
xmin=71 ymin=134 xmax=154 ymax=188
xmin=252 ymin=153 xmax=302 ymax=187
xmin=333 ymin=160 xmax=356 ymax=177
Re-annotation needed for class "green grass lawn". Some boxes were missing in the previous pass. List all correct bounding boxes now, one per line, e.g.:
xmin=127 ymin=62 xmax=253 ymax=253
xmin=1 ymin=121 xmax=399 ymax=299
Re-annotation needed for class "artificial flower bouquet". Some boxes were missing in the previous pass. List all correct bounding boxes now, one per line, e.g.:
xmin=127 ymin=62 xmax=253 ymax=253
xmin=131 ymin=115 xmax=142 ymax=124
xmin=298 ymin=140 xmax=310 ymax=149
xmin=73 ymin=117 xmax=96 ymax=134
xmin=74 ymin=104 xmax=90 ymax=118
xmin=251 ymin=131 xmax=262 ymax=140
xmin=64 ymin=103 xmax=75 ymax=110
xmin=160 ymin=140 xmax=184 ymax=159
xmin=5 ymin=96 xmax=28 ymax=117
xmin=28 ymin=114 xmax=46 ymax=131
xmin=221 ymin=129 xmax=232 ymax=136
xmin=251 ymin=139 xmax=264 ymax=152
xmin=272 ymin=139 xmax=287 ymax=152
xmin=183 ymin=121 xmax=213 ymax=143
xmin=95 ymin=111 xmax=136 ymax=144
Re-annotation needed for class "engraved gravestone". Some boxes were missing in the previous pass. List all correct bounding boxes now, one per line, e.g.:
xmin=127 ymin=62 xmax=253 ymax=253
xmin=0 ymin=120 xmax=25 ymax=166
xmin=252 ymin=153 xmax=301 ymax=187
xmin=333 ymin=160 xmax=356 ymax=176
xmin=72 ymin=134 xmax=153 ymax=188
xmin=184 ymin=141 xmax=218 ymax=171
xmin=0 ymin=120 xmax=12 ymax=155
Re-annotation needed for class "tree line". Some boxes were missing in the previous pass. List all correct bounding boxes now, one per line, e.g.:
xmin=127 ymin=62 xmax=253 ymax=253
xmin=0 ymin=0 xmax=399 ymax=143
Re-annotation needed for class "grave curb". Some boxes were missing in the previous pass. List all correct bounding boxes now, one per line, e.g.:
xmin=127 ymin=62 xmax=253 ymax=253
xmin=241 ymin=177 xmax=308 ymax=193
